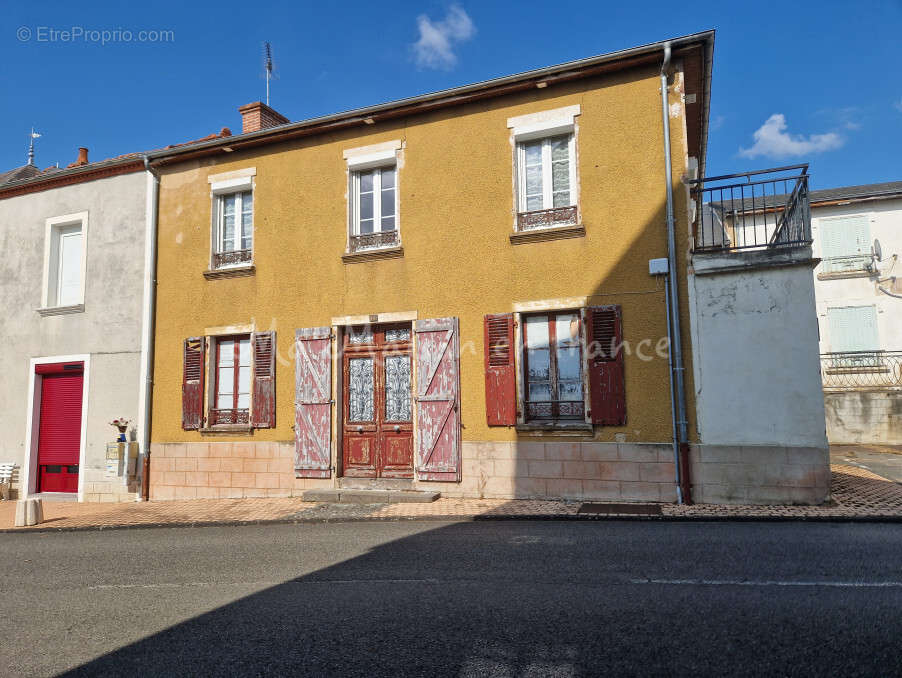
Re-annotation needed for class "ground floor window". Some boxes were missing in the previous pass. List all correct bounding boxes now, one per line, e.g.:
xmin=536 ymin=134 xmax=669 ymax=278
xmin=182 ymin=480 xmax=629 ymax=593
xmin=523 ymin=311 xmax=584 ymax=422
xmin=212 ymin=335 xmax=251 ymax=425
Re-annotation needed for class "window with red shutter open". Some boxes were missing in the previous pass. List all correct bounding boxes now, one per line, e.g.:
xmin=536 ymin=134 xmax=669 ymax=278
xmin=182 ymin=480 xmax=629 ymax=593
xmin=522 ymin=311 xmax=585 ymax=422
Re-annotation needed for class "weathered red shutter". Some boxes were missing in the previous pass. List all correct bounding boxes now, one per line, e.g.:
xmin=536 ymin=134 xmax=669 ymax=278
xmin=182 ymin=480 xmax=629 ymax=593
xmin=252 ymin=331 xmax=276 ymax=428
xmin=182 ymin=337 xmax=205 ymax=430
xmin=295 ymin=327 xmax=332 ymax=478
xmin=415 ymin=317 xmax=461 ymax=482
xmin=587 ymin=305 xmax=626 ymax=425
xmin=484 ymin=313 xmax=516 ymax=426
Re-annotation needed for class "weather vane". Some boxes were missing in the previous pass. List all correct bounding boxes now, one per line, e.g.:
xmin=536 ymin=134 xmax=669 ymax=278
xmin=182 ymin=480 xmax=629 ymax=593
xmin=27 ymin=128 xmax=41 ymax=166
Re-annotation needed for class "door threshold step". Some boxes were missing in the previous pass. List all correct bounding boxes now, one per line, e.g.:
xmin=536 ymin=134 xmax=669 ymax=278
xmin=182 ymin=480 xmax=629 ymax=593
xmin=300 ymin=489 xmax=440 ymax=504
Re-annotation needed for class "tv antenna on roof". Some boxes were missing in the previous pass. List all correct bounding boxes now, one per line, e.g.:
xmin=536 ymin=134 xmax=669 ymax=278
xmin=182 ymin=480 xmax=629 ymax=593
xmin=264 ymin=42 xmax=274 ymax=106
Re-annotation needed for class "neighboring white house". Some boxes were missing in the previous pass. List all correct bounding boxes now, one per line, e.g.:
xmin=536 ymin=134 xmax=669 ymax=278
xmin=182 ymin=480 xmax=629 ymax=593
xmin=809 ymin=182 xmax=902 ymax=444
xmin=0 ymin=149 xmax=153 ymax=501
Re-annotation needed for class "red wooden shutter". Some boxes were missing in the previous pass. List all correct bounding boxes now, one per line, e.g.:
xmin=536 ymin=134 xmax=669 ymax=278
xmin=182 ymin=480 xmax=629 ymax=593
xmin=252 ymin=331 xmax=276 ymax=428
xmin=295 ymin=327 xmax=332 ymax=478
xmin=415 ymin=317 xmax=461 ymax=482
xmin=182 ymin=337 xmax=205 ymax=431
xmin=484 ymin=313 xmax=516 ymax=426
xmin=587 ymin=305 xmax=626 ymax=425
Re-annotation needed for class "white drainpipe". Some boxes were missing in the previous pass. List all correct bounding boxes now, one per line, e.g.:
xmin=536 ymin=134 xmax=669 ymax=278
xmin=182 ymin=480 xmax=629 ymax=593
xmin=136 ymin=157 xmax=159 ymax=500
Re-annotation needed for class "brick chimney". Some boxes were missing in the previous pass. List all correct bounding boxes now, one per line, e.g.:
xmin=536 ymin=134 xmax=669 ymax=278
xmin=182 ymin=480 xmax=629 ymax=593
xmin=238 ymin=102 xmax=289 ymax=134
xmin=67 ymin=147 xmax=89 ymax=168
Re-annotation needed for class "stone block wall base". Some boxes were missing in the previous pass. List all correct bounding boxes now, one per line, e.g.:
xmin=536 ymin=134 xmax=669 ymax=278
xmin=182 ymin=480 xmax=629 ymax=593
xmin=149 ymin=441 xmax=678 ymax=503
xmin=149 ymin=441 xmax=831 ymax=506
xmin=689 ymin=444 xmax=831 ymax=505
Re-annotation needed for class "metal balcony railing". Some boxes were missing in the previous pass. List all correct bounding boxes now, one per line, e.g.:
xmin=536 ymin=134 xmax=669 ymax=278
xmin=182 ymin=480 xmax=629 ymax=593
xmin=691 ymin=165 xmax=811 ymax=252
xmin=820 ymin=351 xmax=902 ymax=389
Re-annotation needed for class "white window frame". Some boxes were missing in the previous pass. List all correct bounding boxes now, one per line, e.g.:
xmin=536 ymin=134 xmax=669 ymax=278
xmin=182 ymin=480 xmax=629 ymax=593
xmin=344 ymin=140 xmax=403 ymax=251
xmin=515 ymin=134 xmax=577 ymax=214
xmin=209 ymin=171 xmax=255 ymax=269
xmin=350 ymin=165 xmax=398 ymax=237
xmin=507 ymin=105 xmax=581 ymax=231
xmin=40 ymin=211 xmax=88 ymax=311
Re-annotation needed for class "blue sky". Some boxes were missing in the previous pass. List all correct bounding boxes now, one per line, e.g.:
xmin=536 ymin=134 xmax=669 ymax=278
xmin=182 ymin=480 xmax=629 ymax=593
xmin=3 ymin=1 xmax=900 ymax=190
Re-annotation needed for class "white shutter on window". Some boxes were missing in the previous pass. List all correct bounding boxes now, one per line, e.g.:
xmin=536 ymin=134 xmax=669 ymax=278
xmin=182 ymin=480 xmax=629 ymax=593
xmin=58 ymin=228 xmax=82 ymax=306
xmin=820 ymin=215 xmax=870 ymax=273
xmin=827 ymin=306 xmax=879 ymax=353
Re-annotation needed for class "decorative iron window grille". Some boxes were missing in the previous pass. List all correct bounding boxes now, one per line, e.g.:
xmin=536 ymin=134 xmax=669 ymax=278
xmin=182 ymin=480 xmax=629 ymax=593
xmin=212 ymin=249 xmax=252 ymax=269
xmin=209 ymin=408 xmax=250 ymax=425
xmin=517 ymin=205 xmax=578 ymax=231
xmin=348 ymin=231 xmax=399 ymax=253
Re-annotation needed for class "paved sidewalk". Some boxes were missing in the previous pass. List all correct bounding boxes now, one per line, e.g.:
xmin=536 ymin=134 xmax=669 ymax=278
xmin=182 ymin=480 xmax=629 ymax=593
xmin=831 ymin=443 xmax=902 ymax=484
xmin=2 ymin=463 xmax=902 ymax=531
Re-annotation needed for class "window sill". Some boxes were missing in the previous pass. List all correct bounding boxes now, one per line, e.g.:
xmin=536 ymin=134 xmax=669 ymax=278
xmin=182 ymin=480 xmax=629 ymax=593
xmin=516 ymin=422 xmax=593 ymax=432
xmin=817 ymin=269 xmax=871 ymax=281
xmin=342 ymin=246 xmax=404 ymax=263
xmin=510 ymin=223 xmax=585 ymax=245
xmin=199 ymin=425 xmax=254 ymax=435
xmin=203 ymin=265 xmax=256 ymax=280
xmin=36 ymin=304 xmax=85 ymax=316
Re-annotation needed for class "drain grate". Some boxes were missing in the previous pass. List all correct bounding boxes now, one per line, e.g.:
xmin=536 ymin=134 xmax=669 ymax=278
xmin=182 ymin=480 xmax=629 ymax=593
xmin=578 ymin=502 xmax=662 ymax=516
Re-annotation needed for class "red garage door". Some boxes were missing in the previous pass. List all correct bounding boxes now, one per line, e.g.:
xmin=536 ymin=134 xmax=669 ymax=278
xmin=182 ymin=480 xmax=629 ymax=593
xmin=36 ymin=364 xmax=84 ymax=493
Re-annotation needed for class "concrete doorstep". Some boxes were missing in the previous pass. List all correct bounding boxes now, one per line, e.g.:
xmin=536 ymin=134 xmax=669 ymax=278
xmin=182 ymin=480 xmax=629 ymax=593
xmin=299 ymin=489 xmax=441 ymax=504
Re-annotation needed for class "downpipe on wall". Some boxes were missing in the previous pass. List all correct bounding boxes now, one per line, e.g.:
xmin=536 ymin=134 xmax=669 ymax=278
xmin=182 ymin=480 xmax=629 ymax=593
xmin=138 ymin=157 xmax=159 ymax=501
xmin=660 ymin=43 xmax=691 ymax=504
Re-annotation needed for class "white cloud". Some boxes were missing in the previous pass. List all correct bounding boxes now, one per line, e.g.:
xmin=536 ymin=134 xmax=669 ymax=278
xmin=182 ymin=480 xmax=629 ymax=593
xmin=710 ymin=114 xmax=725 ymax=131
xmin=412 ymin=4 xmax=475 ymax=70
xmin=738 ymin=113 xmax=844 ymax=159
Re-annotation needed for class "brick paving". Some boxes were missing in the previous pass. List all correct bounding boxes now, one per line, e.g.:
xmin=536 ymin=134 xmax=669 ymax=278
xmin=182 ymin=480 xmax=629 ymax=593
xmin=2 ymin=463 xmax=901 ymax=531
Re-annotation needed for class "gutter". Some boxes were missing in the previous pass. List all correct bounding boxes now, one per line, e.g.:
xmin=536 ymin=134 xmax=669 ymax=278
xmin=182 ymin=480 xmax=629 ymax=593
xmin=137 ymin=156 xmax=160 ymax=501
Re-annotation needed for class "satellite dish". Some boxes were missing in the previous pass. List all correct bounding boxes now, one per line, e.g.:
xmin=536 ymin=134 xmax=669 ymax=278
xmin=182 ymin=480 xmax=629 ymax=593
xmin=872 ymin=239 xmax=883 ymax=262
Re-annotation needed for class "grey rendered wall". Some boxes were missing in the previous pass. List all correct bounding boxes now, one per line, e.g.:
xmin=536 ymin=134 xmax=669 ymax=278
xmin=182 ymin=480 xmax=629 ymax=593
xmin=687 ymin=248 xmax=830 ymax=504
xmin=0 ymin=171 xmax=147 ymax=498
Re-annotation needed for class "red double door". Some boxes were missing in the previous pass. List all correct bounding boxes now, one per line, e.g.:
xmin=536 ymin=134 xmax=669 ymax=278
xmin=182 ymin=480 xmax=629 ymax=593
xmin=342 ymin=325 xmax=414 ymax=478
xmin=36 ymin=363 xmax=84 ymax=493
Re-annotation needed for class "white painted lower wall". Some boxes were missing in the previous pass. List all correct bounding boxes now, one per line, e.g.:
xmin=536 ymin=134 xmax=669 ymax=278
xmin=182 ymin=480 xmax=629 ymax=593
xmin=824 ymin=390 xmax=902 ymax=444
xmin=687 ymin=246 xmax=830 ymax=504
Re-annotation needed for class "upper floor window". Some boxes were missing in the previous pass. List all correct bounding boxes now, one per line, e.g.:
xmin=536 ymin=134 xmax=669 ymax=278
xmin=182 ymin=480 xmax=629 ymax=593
xmin=517 ymin=135 xmax=575 ymax=221
xmin=214 ymin=190 xmax=253 ymax=268
xmin=819 ymin=214 xmax=871 ymax=275
xmin=351 ymin=165 xmax=397 ymax=250
xmin=208 ymin=169 xmax=255 ymax=271
xmin=41 ymin=211 xmax=88 ymax=311
xmin=508 ymin=105 xmax=581 ymax=232
xmin=344 ymin=140 xmax=403 ymax=254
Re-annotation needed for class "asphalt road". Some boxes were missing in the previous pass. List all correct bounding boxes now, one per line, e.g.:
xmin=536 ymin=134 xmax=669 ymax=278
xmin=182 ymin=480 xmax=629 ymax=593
xmin=2 ymin=521 xmax=901 ymax=677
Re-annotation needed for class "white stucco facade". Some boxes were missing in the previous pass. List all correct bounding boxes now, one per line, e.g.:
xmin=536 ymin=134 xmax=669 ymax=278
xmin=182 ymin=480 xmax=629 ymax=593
xmin=811 ymin=197 xmax=902 ymax=354
xmin=810 ymin=194 xmax=902 ymax=444
xmin=0 ymin=169 xmax=151 ymax=501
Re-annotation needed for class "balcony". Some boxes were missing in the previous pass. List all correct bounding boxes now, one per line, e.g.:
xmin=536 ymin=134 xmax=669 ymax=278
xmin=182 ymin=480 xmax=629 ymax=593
xmin=691 ymin=165 xmax=811 ymax=252
xmin=821 ymin=351 xmax=902 ymax=390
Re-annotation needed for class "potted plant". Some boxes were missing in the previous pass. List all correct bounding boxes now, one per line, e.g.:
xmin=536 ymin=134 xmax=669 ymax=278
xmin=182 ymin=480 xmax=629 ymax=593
xmin=110 ymin=418 xmax=130 ymax=443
